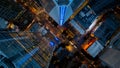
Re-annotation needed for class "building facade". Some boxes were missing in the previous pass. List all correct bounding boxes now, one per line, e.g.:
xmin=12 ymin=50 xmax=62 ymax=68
xmin=0 ymin=31 xmax=42 ymax=68
xmin=0 ymin=0 xmax=23 ymax=21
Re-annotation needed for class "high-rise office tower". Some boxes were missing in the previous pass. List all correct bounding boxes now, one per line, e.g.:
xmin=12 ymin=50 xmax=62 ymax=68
xmin=89 ymin=0 xmax=114 ymax=14
xmin=0 ymin=0 xmax=23 ymax=21
xmin=94 ymin=12 xmax=120 ymax=46
xmin=0 ymin=0 xmax=25 ymax=31
xmin=40 ymin=0 xmax=87 ymax=26
xmin=0 ymin=31 xmax=42 ymax=68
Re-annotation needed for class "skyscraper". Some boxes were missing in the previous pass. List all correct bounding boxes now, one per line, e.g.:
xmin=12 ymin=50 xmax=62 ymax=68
xmin=0 ymin=0 xmax=23 ymax=21
xmin=0 ymin=32 xmax=42 ymax=68
xmin=40 ymin=0 xmax=87 ymax=26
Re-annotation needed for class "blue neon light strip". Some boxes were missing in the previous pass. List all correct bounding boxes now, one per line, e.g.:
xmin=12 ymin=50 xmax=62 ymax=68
xmin=59 ymin=5 xmax=67 ymax=26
